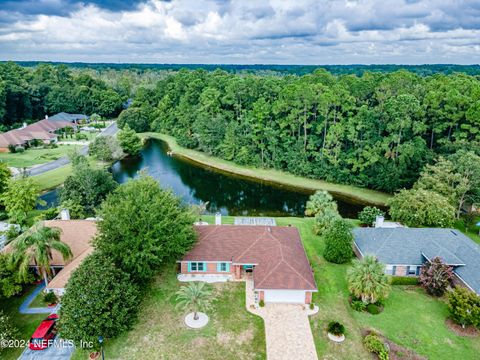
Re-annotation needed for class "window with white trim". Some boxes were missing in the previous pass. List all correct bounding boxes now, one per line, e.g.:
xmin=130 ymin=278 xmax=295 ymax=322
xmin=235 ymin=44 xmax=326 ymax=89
xmin=385 ymin=265 xmax=394 ymax=275
xmin=219 ymin=262 xmax=227 ymax=272
xmin=407 ymin=266 xmax=417 ymax=276
xmin=190 ymin=262 xmax=205 ymax=272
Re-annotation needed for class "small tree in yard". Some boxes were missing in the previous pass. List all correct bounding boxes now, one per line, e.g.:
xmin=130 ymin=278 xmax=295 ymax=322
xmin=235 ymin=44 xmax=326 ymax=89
xmin=0 ymin=310 xmax=18 ymax=353
xmin=305 ymin=191 xmax=341 ymax=235
xmin=176 ymin=282 xmax=211 ymax=320
xmin=419 ymin=257 xmax=454 ymax=297
xmin=117 ymin=124 xmax=142 ymax=156
xmin=347 ymin=255 xmax=390 ymax=305
xmin=447 ymin=287 xmax=480 ymax=329
xmin=323 ymin=218 xmax=353 ymax=264
xmin=58 ymin=252 xmax=139 ymax=347
xmin=358 ymin=206 xmax=385 ymax=226
xmin=88 ymin=135 xmax=123 ymax=161
xmin=1 ymin=177 xmax=43 ymax=225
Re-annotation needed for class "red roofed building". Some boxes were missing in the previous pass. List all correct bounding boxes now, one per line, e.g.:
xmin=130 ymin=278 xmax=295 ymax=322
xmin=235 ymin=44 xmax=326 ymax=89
xmin=179 ymin=225 xmax=317 ymax=304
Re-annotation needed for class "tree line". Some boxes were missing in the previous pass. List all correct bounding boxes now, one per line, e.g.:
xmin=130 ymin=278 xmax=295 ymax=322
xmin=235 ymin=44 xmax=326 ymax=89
xmin=122 ymin=68 xmax=480 ymax=193
xmin=0 ymin=62 xmax=125 ymax=131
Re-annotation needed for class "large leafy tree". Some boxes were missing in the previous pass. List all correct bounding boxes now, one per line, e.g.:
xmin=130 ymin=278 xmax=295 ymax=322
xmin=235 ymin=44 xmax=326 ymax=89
xmin=0 ymin=253 xmax=31 ymax=298
xmin=323 ymin=218 xmax=353 ymax=264
xmin=388 ymin=189 xmax=455 ymax=227
xmin=358 ymin=206 xmax=385 ymax=226
xmin=58 ymin=252 xmax=139 ymax=347
xmin=347 ymin=255 xmax=390 ymax=305
xmin=117 ymin=124 xmax=143 ymax=156
xmin=0 ymin=177 xmax=42 ymax=225
xmin=419 ymin=257 xmax=454 ymax=297
xmin=60 ymin=158 xmax=117 ymax=215
xmin=176 ymin=282 xmax=212 ymax=320
xmin=10 ymin=223 xmax=72 ymax=287
xmin=94 ymin=174 xmax=196 ymax=283
xmin=0 ymin=162 xmax=11 ymax=196
xmin=88 ymin=135 xmax=124 ymax=162
xmin=117 ymin=106 xmax=151 ymax=132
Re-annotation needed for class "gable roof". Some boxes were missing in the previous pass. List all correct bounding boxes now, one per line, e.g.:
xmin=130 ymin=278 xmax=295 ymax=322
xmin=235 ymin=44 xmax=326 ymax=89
xmin=184 ymin=225 xmax=317 ymax=291
xmin=0 ymin=119 xmax=73 ymax=148
xmin=353 ymin=227 xmax=480 ymax=295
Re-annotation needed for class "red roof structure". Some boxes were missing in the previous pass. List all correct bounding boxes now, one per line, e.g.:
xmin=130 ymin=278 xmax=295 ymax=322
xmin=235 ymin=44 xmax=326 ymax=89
xmin=184 ymin=225 xmax=317 ymax=291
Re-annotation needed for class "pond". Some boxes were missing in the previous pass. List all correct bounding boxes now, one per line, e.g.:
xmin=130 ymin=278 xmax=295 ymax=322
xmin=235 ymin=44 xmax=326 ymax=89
xmin=41 ymin=139 xmax=369 ymax=218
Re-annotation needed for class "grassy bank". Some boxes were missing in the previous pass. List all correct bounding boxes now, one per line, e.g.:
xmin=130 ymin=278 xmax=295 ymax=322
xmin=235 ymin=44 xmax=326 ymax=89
xmin=0 ymin=144 xmax=81 ymax=168
xmin=141 ymin=133 xmax=391 ymax=206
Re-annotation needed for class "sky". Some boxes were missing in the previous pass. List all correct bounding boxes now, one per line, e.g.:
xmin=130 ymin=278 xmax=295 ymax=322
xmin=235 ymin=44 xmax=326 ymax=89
xmin=0 ymin=0 xmax=479 ymax=64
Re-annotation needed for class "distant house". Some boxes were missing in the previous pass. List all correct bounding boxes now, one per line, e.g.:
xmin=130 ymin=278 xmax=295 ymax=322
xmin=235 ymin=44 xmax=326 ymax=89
xmin=352 ymin=227 xmax=480 ymax=295
xmin=179 ymin=221 xmax=317 ymax=304
xmin=48 ymin=112 xmax=89 ymax=124
xmin=0 ymin=119 xmax=74 ymax=152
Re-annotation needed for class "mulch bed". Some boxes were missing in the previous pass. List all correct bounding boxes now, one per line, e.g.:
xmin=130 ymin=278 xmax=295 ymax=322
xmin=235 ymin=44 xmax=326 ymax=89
xmin=362 ymin=329 xmax=426 ymax=360
xmin=445 ymin=318 xmax=479 ymax=337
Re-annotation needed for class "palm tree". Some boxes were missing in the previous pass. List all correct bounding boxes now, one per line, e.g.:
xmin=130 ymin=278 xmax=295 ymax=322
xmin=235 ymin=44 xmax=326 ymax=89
xmin=176 ymin=282 xmax=211 ymax=320
xmin=11 ymin=223 xmax=73 ymax=287
xmin=346 ymin=255 xmax=390 ymax=304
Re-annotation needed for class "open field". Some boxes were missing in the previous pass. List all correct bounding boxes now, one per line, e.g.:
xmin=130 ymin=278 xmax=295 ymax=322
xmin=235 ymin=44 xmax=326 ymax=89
xmin=140 ymin=133 xmax=391 ymax=206
xmin=0 ymin=144 xmax=81 ymax=168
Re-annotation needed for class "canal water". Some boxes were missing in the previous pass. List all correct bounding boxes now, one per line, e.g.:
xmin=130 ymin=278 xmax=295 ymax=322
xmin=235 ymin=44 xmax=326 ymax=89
xmin=41 ymin=139 xmax=367 ymax=217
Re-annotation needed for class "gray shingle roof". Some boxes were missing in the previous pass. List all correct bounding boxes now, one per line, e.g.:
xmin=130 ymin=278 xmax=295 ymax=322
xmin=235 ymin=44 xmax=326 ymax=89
xmin=352 ymin=227 xmax=480 ymax=295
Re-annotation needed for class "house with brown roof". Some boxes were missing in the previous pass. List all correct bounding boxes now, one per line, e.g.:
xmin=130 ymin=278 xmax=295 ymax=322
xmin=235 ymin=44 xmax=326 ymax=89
xmin=0 ymin=119 xmax=75 ymax=152
xmin=179 ymin=224 xmax=317 ymax=304
xmin=3 ymin=219 xmax=97 ymax=296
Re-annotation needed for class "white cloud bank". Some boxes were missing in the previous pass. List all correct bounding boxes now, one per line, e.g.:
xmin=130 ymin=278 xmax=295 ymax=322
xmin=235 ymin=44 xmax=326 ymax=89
xmin=0 ymin=0 xmax=479 ymax=64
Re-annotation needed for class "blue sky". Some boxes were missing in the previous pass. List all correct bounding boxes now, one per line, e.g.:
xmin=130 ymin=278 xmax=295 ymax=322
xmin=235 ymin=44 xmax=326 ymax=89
xmin=0 ymin=0 xmax=479 ymax=64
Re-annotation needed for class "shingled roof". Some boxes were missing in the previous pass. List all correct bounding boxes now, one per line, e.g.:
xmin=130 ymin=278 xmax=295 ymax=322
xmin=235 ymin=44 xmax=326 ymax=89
xmin=184 ymin=225 xmax=317 ymax=291
xmin=353 ymin=227 xmax=480 ymax=295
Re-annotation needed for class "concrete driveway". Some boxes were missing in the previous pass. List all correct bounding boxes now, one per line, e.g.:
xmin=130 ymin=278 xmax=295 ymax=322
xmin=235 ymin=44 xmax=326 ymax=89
xmin=246 ymin=279 xmax=318 ymax=360
xmin=18 ymin=341 xmax=74 ymax=360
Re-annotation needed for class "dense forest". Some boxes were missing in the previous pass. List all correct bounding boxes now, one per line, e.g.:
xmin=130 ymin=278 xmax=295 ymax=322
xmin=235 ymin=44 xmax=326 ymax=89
xmin=11 ymin=61 xmax=480 ymax=76
xmin=0 ymin=62 xmax=125 ymax=131
xmin=123 ymin=69 xmax=480 ymax=193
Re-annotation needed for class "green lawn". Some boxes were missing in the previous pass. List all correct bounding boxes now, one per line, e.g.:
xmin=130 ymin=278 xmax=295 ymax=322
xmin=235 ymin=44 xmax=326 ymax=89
xmin=454 ymin=218 xmax=480 ymax=245
xmin=72 ymin=264 xmax=266 ymax=360
xmin=140 ymin=133 xmax=391 ymax=206
xmin=0 ymin=144 xmax=81 ymax=168
xmin=0 ymin=285 xmax=46 ymax=360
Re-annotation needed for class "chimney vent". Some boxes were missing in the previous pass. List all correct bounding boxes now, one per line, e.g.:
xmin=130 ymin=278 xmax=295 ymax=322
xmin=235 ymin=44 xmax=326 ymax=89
xmin=215 ymin=212 xmax=222 ymax=225
xmin=374 ymin=215 xmax=385 ymax=228
xmin=60 ymin=209 xmax=70 ymax=221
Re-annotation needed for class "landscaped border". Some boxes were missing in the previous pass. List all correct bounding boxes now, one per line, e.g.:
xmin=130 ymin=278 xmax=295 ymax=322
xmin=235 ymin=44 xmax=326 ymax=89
xmin=140 ymin=133 xmax=391 ymax=206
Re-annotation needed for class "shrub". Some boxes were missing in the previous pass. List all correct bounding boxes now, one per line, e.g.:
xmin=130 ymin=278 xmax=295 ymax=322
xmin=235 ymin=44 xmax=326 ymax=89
xmin=351 ymin=300 xmax=366 ymax=312
xmin=390 ymin=276 xmax=419 ymax=285
xmin=327 ymin=321 xmax=345 ymax=336
xmin=259 ymin=299 xmax=265 ymax=307
xmin=15 ymin=146 xmax=25 ymax=153
xmin=448 ymin=287 xmax=480 ymax=329
xmin=358 ymin=206 xmax=385 ymax=226
xmin=419 ymin=257 xmax=454 ymax=296
xmin=88 ymin=135 xmax=123 ymax=162
xmin=58 ymin=252 xmax=139 ymax=348
xmin=7 ymin=145 xmax=16 ymax=153
xmin=323 ymin=218 xmax=353 ymax=264
xmin=75 ymin=133 xmax=88 ymax=141
xmin=0 ymin=310 xmax=18 ymax=353
xmin=42 ymin=207 xmax=58 ymax=220
xmin=366 ymin=303 xmax=381 ymax=315
xmin=43 ymin=291 xmax=57 ymax=305
xmin=363 ymin=334 xmax=389 ymax=359
xmin=309 ymin=302 xmax=315 ymax=310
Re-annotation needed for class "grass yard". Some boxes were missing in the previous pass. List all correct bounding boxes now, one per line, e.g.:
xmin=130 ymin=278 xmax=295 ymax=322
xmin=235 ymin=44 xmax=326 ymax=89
xmin=0 ymin=144 xmax=81 ymax=168
xmin=71 ymin=264 xmax=266 ymax=360
xmin=0 ymin=285 xmax=46 ymax=360
xmin=140 ymin=132 xmax=391 ymax=206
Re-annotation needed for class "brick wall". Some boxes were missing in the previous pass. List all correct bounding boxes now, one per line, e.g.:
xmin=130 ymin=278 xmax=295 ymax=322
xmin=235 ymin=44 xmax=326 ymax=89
xmin=305 ymin=292 xmax=312 ymax=304
xmin=395 ymin=266 xmax=407 ymax=276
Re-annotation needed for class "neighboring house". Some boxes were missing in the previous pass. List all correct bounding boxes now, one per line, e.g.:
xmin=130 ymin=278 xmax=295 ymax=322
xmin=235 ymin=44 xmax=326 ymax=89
xmin=352 ymin=227 xmax=480 ymax=295
xmin=0 ymin=119 xmax=75 ymax=152
xmin=2 ymin=219 xmax=96 ymax=296
xmin=179 ymin=223 xmax=317 ymax=304
xmin=48 ymin=112 xmax=89 ymax=124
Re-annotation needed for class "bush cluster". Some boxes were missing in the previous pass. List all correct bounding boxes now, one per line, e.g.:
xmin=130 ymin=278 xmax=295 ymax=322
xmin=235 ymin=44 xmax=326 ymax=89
xmin=389 ymin=276 xmax=419 ymax=285
xmin=327 ymin=321 xmax=345 ymax=336
xmin=363 ymin=333 xmax=389 ymax=360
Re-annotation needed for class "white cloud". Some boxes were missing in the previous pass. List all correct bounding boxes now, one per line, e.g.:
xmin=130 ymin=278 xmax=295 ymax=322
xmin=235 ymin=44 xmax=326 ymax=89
xmin=0 ymin=0 xmax=479 ymax=63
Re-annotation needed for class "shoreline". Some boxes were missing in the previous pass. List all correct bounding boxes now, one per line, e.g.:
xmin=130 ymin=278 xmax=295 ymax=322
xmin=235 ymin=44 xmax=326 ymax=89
xmin=140 ymin=132 xmax=391 ymax=207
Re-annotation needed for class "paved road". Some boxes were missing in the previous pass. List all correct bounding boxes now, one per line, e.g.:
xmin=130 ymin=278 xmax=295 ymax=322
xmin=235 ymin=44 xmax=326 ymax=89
xmin=19 ymin=341 xmax=74 ymax=360
xmin=26 ymin=122 xmax=118 ymax=177
xmin=19 ymin=284 xmax=59 ymax=314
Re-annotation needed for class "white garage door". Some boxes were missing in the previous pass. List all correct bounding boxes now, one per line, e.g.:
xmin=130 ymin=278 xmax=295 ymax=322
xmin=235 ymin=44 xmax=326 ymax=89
xmin=264 ymin=290 xmax=306 ymax=303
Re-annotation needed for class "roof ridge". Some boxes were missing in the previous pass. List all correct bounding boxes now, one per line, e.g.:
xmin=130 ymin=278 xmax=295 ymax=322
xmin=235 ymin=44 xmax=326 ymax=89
xmin=283 ymin=260 xmax=316 ymax=289
xmin=234 ymin=228 xmax=268 ymax=262
xmin=255 ymin=261 xmax=282 ymax=288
